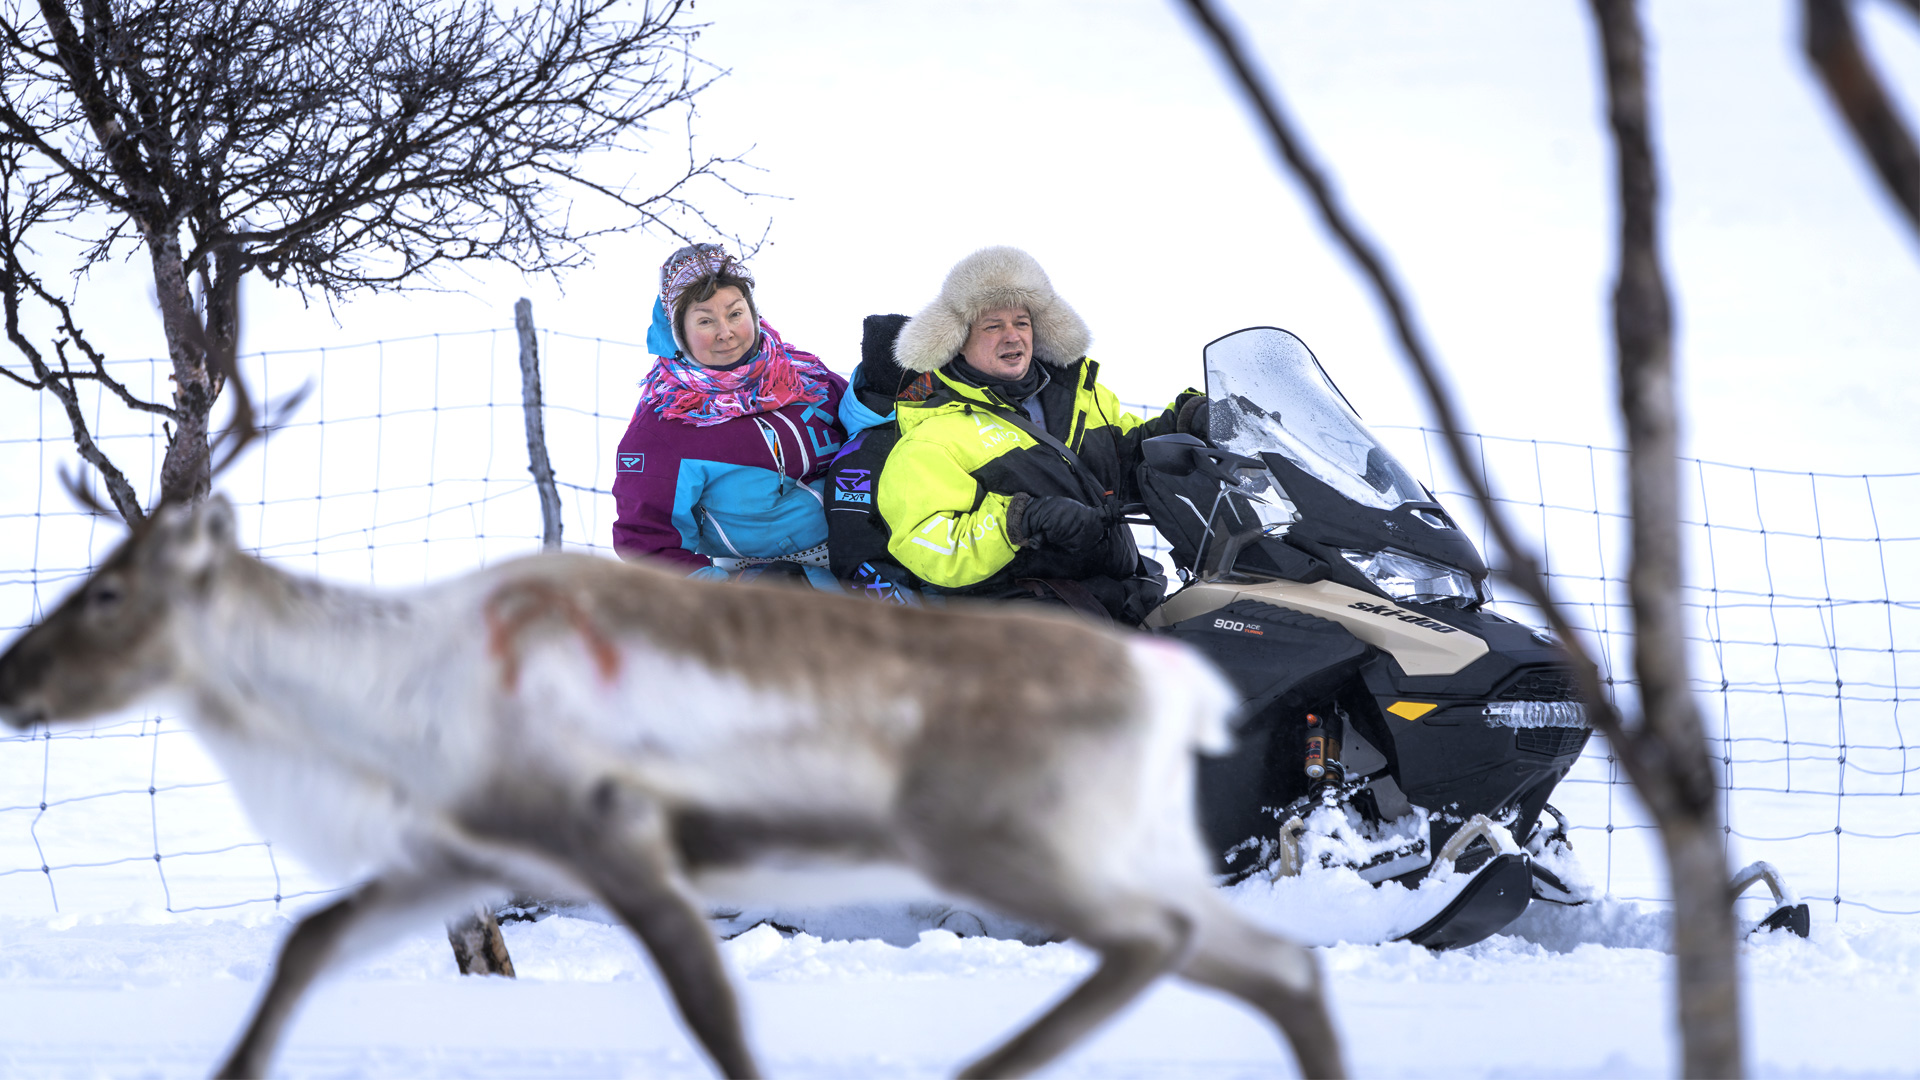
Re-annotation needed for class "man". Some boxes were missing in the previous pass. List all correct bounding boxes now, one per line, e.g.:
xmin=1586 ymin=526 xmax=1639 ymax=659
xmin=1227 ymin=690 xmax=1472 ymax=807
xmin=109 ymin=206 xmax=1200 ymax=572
xmin=849 ymin=246 xmax=1204 ymax=624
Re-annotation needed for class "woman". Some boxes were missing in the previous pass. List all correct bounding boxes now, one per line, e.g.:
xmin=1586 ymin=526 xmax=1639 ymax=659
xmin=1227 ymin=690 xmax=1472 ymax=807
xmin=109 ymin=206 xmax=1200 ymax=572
xmin=611 ymin=244 xmax=847 ymax=589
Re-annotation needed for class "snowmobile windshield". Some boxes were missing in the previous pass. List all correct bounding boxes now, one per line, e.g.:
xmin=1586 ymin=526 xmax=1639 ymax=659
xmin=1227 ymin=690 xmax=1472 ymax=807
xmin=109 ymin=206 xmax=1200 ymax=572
xmin=1204 ymin=327 xmax=1427 ymax=512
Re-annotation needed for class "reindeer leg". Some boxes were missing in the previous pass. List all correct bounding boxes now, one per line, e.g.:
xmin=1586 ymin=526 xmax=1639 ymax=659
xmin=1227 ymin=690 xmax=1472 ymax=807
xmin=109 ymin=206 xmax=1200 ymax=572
xmin=455 ymin=780 xmax=759 ymax=1077
xmin=1178 ymin=896 xmax=1347 ymax=1079
xmin=591 ymin=873 xmax=758 ymax=1078
xmin=216 ymin=889 xmax=365 ymax=1079
xmin=956 ymin=910 xmax=1192 ymax=1079
xmin=215 ymin=874 xmax=481 ymax=1079
xmin=561 ymin=831 xmax=759 ymax=1078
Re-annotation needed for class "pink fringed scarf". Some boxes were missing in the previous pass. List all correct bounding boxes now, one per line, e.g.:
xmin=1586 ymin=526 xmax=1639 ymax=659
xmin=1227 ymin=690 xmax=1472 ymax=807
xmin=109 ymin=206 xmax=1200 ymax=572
xmin=639 ymin=321 xmax=834 ymax=427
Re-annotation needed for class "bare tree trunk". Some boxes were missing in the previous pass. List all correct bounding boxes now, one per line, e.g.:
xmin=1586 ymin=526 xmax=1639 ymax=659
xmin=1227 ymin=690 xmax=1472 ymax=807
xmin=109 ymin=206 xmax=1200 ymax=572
xmin=148 ymin=235 xmax=218 ymax=508
xmin=1589 ymin=2 xmax=1740 ymax=1073
xmin=33 ymin=0 xmax=214 ymax=509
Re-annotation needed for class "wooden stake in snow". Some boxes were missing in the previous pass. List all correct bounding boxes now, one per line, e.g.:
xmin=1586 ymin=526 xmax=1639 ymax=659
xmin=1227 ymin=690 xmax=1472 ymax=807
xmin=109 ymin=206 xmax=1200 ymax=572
xmin=517 ymin=298 xmax=564 ymax=552
xmin=443 ymin=296 xmax=567 ymax=978
xmin=447 ymin=904 xmax=517 ymax=977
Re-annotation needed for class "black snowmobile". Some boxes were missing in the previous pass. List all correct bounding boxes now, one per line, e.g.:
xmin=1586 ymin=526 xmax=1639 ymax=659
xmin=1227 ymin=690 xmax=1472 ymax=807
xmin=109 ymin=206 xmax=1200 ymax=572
xmin=825 ymin=321 xmax=1808 ymax=949
xmin=1135 ymin=326 xmax=1595 ymax=950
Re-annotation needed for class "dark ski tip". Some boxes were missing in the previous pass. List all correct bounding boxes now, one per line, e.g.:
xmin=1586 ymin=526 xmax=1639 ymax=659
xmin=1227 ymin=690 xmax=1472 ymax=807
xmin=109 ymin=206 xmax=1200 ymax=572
xmin=1757 ymin=902 xmax=1812 ymax=939
xmin=1399 ymin=854 xmax=1534 ymax=951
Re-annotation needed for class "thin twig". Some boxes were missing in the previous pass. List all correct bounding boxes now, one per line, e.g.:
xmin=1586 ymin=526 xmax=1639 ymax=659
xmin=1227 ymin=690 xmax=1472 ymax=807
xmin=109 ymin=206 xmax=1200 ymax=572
xmin=1804 ymin=0 xmax=1920 ymax=234
xmin=31 ymin=275 xmax=180 ymax=421
xmin=1174 ymin=0 xmax=1629 ymax=746
xmin=0 ymin=251 xmax=146 ymax=521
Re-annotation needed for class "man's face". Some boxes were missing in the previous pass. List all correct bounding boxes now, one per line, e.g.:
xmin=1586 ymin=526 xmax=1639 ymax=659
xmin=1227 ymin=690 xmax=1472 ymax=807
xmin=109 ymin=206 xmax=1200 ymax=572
xmin=960 ymin=307 xmax=1033 ymax=381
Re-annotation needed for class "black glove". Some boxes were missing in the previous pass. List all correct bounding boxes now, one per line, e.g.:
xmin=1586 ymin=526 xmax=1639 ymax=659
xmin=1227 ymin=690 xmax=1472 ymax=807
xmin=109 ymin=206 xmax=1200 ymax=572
xmin=1175 ymin=395 xmax=1211 ymax=443
xmin=1014 ymin=495 xmax=1105 ymax=554
xmin=858 ymin=314 xmax=913 ymax=401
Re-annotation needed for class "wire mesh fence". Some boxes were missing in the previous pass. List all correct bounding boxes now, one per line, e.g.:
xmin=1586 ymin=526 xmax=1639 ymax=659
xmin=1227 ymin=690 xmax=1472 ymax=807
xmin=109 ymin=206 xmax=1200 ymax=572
xmin=1379 ymin=426 xmax=1920 ymax=919
xmin=0 ymin=326 xmax=1914 ymax=921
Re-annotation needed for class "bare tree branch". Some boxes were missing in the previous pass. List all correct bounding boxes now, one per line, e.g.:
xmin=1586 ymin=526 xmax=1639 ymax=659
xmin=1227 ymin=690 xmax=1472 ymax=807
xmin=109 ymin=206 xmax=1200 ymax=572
xmin=1805 ymin=0 xmax=1920 ymax=235
xmin=32 ymin=274 xmax=180 ymax=421
xmin=1178 ymin=0 xmax=1742 ymax=1072
xmin=1172 ymin=0 xmax=1626 ymax=743
xmin=0 ymin=276 xmax=147 ymax=521
xmin=0 ymin=0 xmax=751 ymax=516
xmin=0 ymin=363 xmax=37 ymax=389
xmin=0 ymin=137 xmax=150 ymax=518
xmin=1589 ymin=4 xmax=1741 ymax=1074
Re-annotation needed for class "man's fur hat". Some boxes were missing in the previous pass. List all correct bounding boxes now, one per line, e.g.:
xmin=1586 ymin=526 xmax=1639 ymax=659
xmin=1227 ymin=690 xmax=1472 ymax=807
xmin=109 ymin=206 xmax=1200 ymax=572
xmin=894 ymin=246 xmax=1091 ymax=374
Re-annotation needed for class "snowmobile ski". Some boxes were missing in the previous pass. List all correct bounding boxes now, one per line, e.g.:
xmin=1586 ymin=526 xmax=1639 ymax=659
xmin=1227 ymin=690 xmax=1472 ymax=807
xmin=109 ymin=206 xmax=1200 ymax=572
xmin=1398 ymin=854 xmax=1535 ymax=950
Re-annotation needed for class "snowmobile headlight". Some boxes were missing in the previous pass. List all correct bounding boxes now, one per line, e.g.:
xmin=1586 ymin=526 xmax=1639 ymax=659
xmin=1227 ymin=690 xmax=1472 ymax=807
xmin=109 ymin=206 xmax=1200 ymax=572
xmin=1483 ymin=701 xmax=1589 ymax=728
xmin=1339 ymin=548 xmax=1481 ymax=608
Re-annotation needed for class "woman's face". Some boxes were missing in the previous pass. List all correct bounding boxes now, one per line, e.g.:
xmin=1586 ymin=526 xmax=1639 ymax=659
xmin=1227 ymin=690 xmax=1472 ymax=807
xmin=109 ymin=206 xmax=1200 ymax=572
xmin=683 ymin=286 xmax=755 ymax=367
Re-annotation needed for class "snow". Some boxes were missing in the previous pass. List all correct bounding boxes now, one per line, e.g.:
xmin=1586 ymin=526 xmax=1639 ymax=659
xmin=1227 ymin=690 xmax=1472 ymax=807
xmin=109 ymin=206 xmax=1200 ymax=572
xmin=0 ymin=0 xmax=1914 ymax=1072
xmin=0 ymin=896 xmax=1913 ymax=1078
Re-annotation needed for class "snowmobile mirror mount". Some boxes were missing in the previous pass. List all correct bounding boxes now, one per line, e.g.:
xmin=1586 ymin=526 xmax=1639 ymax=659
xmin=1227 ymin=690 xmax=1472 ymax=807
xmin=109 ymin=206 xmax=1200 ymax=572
xmin=1143 ymin=435 xmax=1271 ymax=582
xmin=1197 ymin=516 xmax=1265 ymax=583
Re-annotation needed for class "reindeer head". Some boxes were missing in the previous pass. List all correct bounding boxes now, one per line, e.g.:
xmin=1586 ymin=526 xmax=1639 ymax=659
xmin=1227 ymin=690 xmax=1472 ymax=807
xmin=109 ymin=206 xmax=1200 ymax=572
xmin=0 ymin=496 xmax=241 ymax=729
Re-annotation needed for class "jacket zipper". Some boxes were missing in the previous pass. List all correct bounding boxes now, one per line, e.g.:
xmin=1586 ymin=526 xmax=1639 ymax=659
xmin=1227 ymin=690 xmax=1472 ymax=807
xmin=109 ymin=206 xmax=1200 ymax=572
xmin=753 ymin=417 xmax=794 ymax=495
xmin=772 ymin=410 xmax=812 ymax=476
xmin=701 ymin=507 xmax=747 ymax=556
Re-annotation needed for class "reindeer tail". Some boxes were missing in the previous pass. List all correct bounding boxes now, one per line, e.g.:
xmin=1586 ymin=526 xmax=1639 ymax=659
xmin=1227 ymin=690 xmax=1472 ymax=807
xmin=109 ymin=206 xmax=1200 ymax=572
xmin=1127 ymin=635 xmax=1237 ymax=756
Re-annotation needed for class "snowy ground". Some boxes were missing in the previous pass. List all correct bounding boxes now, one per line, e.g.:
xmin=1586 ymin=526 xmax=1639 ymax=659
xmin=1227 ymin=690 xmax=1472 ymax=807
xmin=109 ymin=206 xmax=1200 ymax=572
xmin=0 ymin=884 xmax=1914 ymax=1079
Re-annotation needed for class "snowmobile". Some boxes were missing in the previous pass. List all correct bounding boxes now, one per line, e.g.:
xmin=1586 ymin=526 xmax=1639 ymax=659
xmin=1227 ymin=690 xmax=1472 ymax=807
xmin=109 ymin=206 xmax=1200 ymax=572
xmin=821 ymin=322 xmax=1808 ymax=950
xmin=1132 ymin=326 xmax=1598 ymax=950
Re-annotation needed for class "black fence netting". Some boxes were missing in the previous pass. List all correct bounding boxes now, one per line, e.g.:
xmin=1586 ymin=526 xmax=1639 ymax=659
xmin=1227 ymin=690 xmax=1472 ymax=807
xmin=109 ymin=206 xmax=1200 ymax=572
xmin=0 ymin=331 xmax=1913 ymax=919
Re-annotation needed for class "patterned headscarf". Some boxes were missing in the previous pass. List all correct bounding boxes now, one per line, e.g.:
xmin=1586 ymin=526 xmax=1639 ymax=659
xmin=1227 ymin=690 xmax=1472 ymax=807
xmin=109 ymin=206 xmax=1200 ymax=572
xmin=660 ymin=243 xmax=756 ymax=318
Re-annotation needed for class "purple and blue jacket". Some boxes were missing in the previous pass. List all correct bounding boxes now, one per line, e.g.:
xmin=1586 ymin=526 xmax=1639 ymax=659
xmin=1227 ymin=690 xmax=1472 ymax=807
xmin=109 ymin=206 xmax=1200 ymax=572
xmin=611 ymin=326 xmax=848 ymax=579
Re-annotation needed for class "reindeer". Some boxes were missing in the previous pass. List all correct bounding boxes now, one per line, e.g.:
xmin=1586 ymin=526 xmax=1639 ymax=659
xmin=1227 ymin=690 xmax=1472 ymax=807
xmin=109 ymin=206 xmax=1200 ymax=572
xmin=0 ymin=496 xmax=1344 ymax=1078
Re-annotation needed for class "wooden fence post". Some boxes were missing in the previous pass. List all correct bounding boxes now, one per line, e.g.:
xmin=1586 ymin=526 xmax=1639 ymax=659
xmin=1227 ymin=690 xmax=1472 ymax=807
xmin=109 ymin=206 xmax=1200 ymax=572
xmin=447 ymin=904 xmax=517 ymax=977
xmin=443 ymin=297 xmax=569 ymax=976
xmin=516 ymin=297 xmax=564 ymax=551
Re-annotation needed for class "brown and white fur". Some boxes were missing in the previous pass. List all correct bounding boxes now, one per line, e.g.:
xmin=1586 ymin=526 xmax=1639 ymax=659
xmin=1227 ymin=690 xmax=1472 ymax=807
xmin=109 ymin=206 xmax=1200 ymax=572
xmin=0 ymin=497 xmax=1345 ymax=1078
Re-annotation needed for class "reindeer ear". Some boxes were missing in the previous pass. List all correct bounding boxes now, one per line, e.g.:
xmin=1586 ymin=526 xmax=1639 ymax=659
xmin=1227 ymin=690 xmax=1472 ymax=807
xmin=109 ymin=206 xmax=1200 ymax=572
xmin=201 ymin=495 xmax=237 ymax=550
xmin=152 ymin=497 xmax=237 ymax=576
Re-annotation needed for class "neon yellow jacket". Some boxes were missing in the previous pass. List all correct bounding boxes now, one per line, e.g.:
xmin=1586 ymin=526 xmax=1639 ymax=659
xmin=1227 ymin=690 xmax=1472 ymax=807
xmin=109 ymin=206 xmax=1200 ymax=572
xmin=877 ymin=360 xmax=1190 ymax=602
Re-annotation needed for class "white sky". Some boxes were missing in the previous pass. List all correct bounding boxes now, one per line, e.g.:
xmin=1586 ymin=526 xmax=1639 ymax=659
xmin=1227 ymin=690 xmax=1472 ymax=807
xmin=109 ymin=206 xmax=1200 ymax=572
xmin=13 ymin=0 xmax=1920 ymax=475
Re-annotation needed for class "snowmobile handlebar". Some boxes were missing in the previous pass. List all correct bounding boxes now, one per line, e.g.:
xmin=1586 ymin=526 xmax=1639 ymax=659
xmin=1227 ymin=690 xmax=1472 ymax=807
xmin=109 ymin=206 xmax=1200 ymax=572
xmin=1140 ymin=434 xmax=1266 ymax=487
